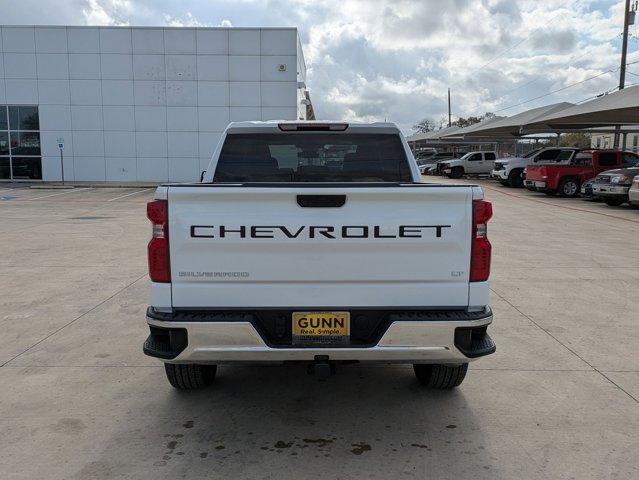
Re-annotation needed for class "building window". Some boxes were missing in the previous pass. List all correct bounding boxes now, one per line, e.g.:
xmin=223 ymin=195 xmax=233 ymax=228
xmin=633 ymin=135 xmax=638 ymax=150
xmin=0 ymin=105 xmax=41 ymax=180
xmin=596 ymin=137 xmax=601 ymax=148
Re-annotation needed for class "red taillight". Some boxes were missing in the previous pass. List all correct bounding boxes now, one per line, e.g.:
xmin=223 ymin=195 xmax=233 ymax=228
xmin=470 ymin=200 xmax=492 ymax=282
xmin=147 ymin=200 xmax=170 ymax=283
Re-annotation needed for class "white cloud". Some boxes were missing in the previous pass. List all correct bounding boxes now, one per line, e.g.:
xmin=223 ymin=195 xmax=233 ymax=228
xmin=81 ymin=0 xmax=133 ymax=25
xmin=0 ymin=0 xmax=631 ymax=133
xmin=163 ymin=11 xmax=207 ymax=27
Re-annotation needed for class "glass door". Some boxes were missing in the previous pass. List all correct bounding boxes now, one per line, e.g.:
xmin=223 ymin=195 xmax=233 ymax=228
xmin=0 ymin=105 xmax=42 ymax=181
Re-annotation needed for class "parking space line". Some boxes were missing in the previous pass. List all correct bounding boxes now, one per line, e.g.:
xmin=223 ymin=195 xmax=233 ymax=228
xmin=27 ymin=187 xmax=93 ymax=200
xmin=491 ymin=287 xmax=639 ymax=404
xmin=1 ymin=273 xmax=147 ymax=367
xmin=107 ymin=189 xmax=150 ymax=202
xmin=482 ymin=185 xmax=639 ymax=225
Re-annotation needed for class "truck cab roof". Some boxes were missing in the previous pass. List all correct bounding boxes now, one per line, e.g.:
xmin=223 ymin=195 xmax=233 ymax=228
xmin=225 ymin=121 xmax=402 ymax=135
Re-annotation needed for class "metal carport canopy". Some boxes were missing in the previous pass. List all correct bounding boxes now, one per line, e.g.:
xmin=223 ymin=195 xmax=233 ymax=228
xmin=522 ymin=85 xmax=639 ymax=132
xmin=407 ymin=125 xmax=463 ymax=141
xmin=428 ymin=125 xmax=463 ymax=140
xmin=406 ymin=130 xmax=439 ymax=142
xmin=461 ymin=103 xmax=574 ymax=138
xmin=440 ymin=115 xmax=505 ymax=139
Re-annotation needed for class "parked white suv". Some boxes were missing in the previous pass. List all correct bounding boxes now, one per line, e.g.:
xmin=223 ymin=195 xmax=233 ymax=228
xmin=491 ymin=148 xmax=577 ymax=188
xmin=143 ymin=121 xmax=495 ymax=390
xmin=441 ymin=152 xmax=497 ymax=178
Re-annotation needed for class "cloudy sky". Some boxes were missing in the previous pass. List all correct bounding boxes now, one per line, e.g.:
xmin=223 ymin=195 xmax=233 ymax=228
xmin=1 ymin=0 xmax=637 ymax=133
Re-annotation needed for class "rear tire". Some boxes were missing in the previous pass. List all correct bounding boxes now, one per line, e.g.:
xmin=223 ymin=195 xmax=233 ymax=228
xmin=164 ymin=363 xmax=217 ymax=390
xmin=508 ymin=169 xmax=524 ymax=188
xmin=413 ymin=363 xmax=468 ymax=389
xmin=449 ymin=167 xmax=464 ymax=179
xmin=603 ymin=197 xmax=624 ymax=207
xmin=558 ymin=177 xmax=580 ymax=198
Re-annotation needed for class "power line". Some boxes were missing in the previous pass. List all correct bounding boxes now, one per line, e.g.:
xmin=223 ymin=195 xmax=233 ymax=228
xmin=575 ymin=85 xmax=619 ymax=104
xmin=470 ymin=59 xmax=635 ymax=115
xmin=492 ymin=67 xmax=619 ymax=113
xmin=462 ymin=32 xmax=624 ymax=116
xmin=449 ymin=0 xmax=583 ymax=87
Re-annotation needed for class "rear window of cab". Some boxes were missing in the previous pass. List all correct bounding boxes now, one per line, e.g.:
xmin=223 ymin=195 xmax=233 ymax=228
xmin=213 ymin=133 xmax=412 ymax=183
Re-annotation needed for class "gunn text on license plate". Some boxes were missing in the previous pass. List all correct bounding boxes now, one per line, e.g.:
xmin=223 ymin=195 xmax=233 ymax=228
xmin=292 ymin=311 xmax=350 ymax=345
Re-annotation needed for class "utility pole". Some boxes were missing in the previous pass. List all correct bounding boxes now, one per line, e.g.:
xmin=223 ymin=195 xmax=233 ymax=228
xmin=615 ymin=0 xmax=632 ymax=149
xmin=447 ymin=88 xmax=452 ymax=127
xmin=619 ymin=0 xmax=632 ymax=91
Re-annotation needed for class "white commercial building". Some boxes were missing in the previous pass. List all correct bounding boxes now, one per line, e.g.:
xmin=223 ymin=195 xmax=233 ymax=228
xmin=0 ymin=25 xmax=312 ymax=183
xmin=590 ymin=126 xmax=639 ymax=152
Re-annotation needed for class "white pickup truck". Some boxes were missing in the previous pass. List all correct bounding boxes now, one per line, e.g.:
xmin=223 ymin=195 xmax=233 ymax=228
xmin=441 ymin=151 xmax=498 ymax=178
xmin=143 ymin=121 xmax=495 ymax=390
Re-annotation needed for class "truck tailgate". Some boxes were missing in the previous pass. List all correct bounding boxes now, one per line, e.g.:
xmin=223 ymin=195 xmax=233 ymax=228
xmin=167 ymin=185 xmax=473 ymax=308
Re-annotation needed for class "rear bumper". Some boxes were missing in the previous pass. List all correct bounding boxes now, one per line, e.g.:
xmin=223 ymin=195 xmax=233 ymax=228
xmin=144 ymin=307 xmax=495 ymax=364
xmin=525 ymin=179 xmax=552 ymax=191
xmin=629 ymin=187 xmax=639 ymax=205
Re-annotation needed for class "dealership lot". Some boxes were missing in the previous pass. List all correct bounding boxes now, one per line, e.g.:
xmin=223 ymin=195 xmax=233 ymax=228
xmin=1 ymin=181 xmax=638 ymax=479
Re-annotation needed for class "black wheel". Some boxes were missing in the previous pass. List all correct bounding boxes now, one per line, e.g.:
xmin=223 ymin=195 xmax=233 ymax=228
xmin=603 ymin=197 xmax=624 ymax=207
xmin=449 ymin=167 xmax=464 ymax=179
xmin=508 ymin=169 xmax=524 ymax=188
xmin=558 ymin=177 xmax=580 ymax=198
xmin=164 ymin=363 xmax=217 ymax=390
xmin=413 ymin=363 xmax=468 ymax=389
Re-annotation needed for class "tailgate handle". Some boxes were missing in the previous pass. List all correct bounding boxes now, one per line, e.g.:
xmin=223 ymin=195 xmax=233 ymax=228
xmin=297 ymin=195 xmax=346 ymax=208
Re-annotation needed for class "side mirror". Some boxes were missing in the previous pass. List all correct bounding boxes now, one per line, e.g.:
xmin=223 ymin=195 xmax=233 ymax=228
xmin=200 ymin=170 xmax=206 ymax=182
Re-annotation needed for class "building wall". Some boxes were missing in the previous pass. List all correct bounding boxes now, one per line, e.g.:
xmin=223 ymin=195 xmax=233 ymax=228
xmin=0 ymin=26 xmax=309 ymax=182
xmin=591 ymin=127 xmax=639 ymax=152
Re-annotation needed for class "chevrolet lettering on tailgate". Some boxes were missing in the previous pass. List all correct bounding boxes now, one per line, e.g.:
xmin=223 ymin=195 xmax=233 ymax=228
xmin=190 ymin=225 xmax=452 ymax=239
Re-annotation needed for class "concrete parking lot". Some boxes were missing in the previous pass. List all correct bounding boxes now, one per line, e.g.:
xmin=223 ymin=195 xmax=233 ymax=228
xmin=1 ymin=180 xmax=638 ymax=480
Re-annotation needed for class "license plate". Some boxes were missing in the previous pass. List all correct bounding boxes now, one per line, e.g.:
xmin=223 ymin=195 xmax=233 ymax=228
xmin=292 ymin=311 xmax=350 ymax=345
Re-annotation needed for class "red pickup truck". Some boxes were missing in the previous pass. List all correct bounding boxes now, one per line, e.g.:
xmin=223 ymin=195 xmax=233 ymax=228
xmin=524 ymin=150 xmax=631 ymax=197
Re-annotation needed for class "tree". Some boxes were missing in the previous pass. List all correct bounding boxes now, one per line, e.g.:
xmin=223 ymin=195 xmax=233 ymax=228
xmin=453 ymin=112 xmax=496 ymax=128
xmin=412 ymin=118 xmax=437 ymax=133
xmin=453 ymin=116 xmax=482 ymax=128
xmin=560 ymin=133 xmax=591 ymax=148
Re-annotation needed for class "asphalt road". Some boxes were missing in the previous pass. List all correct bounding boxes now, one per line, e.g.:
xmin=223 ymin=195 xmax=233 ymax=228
xmin=0 ymin=179 xmax=637 ymax=479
